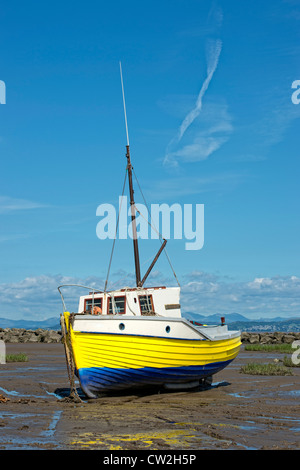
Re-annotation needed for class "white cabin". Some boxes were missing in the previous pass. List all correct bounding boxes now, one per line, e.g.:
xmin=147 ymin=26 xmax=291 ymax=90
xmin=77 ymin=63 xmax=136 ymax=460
xmin=78 ymin=286 xmax=181 ymax=318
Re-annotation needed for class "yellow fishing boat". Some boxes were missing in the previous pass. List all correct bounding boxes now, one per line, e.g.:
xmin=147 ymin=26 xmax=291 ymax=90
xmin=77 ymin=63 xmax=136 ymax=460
xmin=58 ymin=65 xmax=241 ymax=398
xmin=59 ymin=285 xmax=241 ymax=397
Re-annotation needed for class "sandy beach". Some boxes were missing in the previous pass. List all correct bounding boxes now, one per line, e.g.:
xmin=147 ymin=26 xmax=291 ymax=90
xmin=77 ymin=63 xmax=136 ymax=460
xmin=0 ymin=342 xmax=299 ymax=451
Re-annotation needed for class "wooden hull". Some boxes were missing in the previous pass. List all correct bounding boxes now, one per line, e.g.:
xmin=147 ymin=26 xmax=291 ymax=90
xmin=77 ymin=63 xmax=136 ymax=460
xmin=63 ymin=312 xmax=241 ymax=398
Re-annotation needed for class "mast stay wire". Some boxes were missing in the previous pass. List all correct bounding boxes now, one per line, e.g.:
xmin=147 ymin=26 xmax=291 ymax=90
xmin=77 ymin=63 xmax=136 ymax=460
xmin=132 ymin=168 xmax=180 ymax=287
xmin=104 ymin=168 xmax=128 ymax=292
xmin=104 ymin=165 xmax=180 ymax=291
xmin=107 ymin=61 xmax=180 ymax=289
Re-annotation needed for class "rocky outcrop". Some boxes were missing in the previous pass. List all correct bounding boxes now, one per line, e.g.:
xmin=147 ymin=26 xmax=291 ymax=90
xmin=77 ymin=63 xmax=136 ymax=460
xmin=1 ymin=327 xmax=300 ymax=344
xmin=0 ymin=328 xmax=62 ymax=343
xmin=241 ymin=331 xmax=300 ymax=344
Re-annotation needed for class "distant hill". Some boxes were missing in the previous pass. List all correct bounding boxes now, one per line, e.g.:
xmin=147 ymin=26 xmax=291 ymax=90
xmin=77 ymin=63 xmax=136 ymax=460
xmin=227 ymin=319 xmax=300 ymax=332
xmin=183 ymin=312 xmax=300 ymax=332
xmin=0 ymin=312 xmax=300 ymax=332
xmin=0 ymin=317 xmax=60 ymax=330
xmin=1 ymin=313 xmax=248 ymax=330
xmin=183 ymin=312 xmax=249 ymax=323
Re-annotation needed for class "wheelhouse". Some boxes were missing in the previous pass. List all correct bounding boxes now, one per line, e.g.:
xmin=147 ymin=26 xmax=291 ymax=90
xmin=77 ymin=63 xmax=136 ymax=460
xmin=78 ymin=286 xmax=181 ymax=318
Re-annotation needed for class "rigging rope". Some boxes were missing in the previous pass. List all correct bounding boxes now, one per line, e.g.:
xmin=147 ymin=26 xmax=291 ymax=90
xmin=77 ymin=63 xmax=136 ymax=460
xmin=103 ymin=164 xmax=180 ymax=290
xmin=132 ymin=168 xmax=180 ymax=287
xmin=104 ymin=168 xmax=128 ymax=292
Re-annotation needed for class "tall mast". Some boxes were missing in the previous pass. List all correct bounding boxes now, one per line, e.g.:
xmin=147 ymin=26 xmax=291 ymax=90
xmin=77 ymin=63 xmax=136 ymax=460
xmin=120 ymin=62 xmax=142 ymax=287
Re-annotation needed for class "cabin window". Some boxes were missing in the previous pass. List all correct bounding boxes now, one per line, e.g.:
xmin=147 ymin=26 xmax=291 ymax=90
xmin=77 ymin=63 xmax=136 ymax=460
xmin=139 ymin=295 xmax=154 ymax=314
xmin=84 ymin=298 xmax=102 ymax=313
xmin=107 ymin=296 xmax=126 ymax=314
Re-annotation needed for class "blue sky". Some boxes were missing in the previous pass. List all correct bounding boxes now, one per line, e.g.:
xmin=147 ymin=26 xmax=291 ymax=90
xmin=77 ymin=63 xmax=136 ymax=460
xmin=0 ymin=0 xmax=300 ymax=320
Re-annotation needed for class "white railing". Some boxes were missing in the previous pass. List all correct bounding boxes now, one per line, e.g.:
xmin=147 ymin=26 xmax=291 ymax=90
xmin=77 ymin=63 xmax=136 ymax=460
xmin=58 ymin=284 xmax=157 ymax=316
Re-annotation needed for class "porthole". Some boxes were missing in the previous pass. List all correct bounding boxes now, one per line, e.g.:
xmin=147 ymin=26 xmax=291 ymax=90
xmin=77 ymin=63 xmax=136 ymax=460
xmin=119 ymin=323 xmax=125 ymax=331
xmin=165 ymin=325 xmax=171 ymax=333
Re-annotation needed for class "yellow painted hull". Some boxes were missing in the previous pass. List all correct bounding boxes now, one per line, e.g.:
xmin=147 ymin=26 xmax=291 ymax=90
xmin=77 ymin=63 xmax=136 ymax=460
xmin=63 ymin=313 xmax=241 ymax=397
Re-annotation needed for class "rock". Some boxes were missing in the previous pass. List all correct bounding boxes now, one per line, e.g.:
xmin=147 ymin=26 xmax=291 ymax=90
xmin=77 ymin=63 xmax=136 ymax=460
xmin=29 ymin=334 xmax=41 ymax=343
xmin=0 ymin=394 xmax=9 ymax=403
xmin=35 ymin=328 xmax=47 ymax=336
xmin=260 ymin=334 xmax=274 ymax=344
xmin=241 ymin=332 xmax=251 ymax=343
xmin=282 ymin=334 xmax=296 ymax=344
xmin=272 ymin=332 xmax=284 ymax=343
xmin=41 ymin=330 xmax=61 ymax=343
xmin=8 ymin=336 xmax=19 ymax=343
xmin=248 ymin=334 xmax=260 ymax=344
xmin=0 ymin=325 xmax=297 ymax=345
xmin=0 ymin=327 xmax=62 ymax=343
xmin=240 ymin=332 xmax=299 ymax=345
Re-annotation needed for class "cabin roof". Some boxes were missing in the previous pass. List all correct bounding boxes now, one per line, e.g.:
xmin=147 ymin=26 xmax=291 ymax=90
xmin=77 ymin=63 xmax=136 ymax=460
xmin=88 ymin=286 xmax=168 ymax=295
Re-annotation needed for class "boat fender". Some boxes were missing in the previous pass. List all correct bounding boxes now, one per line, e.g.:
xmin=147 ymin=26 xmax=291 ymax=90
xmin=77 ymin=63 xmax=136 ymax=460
xmin=92 ymin=306 xmax=102 ymax=315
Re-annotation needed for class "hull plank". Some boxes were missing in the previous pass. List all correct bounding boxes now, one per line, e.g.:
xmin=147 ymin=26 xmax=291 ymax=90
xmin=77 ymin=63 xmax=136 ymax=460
xmin=78 ymin=361 xmax=232 ymax=397
xmin=63 ymin=313 xmax=241 ymax=397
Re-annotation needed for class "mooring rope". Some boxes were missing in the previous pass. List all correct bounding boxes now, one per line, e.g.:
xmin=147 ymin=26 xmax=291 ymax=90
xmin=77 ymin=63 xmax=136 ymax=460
xmin=60 ymin=314 xmax=82 ymax=403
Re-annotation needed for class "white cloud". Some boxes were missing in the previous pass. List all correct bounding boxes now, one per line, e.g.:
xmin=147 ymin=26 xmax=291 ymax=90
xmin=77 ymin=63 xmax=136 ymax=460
xmin=1 ymin=272 xmax=299 ymax=321
xmin=180 ymin=273 xmax=300 ymax=318
xmin=179 ymin=2 xmax=223 ymax=37
xmin=0 ymin=196 xmax=47 ymax=213
xmin=164 ymin=39 xmax=232 ymax=168
xmin=164 ymin=99 xmax=233 ymax=167
xmin=179 ymin=39 xmax=222 ymax=141
xmin=0 ymin=274 xmax=105 ymax=320
xmin=256 ymin=98 xmax=300 ymax=147
xmin=142 ymin=171 xmax=242 ymax=201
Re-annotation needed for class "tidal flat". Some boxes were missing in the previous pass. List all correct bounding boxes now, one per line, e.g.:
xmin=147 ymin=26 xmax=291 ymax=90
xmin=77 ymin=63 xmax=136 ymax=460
xmin=0 ymin=342 xmax=299 ymax=450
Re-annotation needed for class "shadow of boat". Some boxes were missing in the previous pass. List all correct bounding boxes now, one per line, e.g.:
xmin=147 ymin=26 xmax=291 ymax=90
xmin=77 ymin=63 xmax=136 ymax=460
xmin=54 ymin=380 xmax=232 ymax=401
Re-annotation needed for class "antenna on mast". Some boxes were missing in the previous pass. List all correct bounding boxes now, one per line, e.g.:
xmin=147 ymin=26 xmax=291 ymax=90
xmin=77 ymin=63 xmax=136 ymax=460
xmin=119 ymin=62 xmax=142 ymax=287
xmin=119 ymin=61 xmax=130 ymax=147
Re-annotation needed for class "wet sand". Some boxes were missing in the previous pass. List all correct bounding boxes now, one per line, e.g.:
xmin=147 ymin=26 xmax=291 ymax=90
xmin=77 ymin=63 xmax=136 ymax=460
xmin=0 ymin=342 xmax=299 ymax=450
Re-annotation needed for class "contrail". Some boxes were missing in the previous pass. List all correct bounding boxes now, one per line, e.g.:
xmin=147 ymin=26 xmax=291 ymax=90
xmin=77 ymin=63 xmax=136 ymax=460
xmin=177 ymin=39 xmax=222 ymax=142
xmin=164 ymin=39 xmax=223 ymax=167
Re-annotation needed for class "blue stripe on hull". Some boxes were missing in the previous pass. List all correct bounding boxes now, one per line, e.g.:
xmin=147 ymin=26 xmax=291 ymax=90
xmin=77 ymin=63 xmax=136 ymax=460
xmin=78 ymin=361 xmax=232 ymax=397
